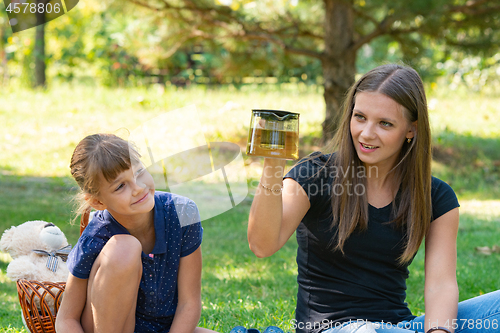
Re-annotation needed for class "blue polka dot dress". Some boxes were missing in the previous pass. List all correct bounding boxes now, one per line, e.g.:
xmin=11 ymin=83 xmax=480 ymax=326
xmin=67 ymin=191 xmax=203 ymax=332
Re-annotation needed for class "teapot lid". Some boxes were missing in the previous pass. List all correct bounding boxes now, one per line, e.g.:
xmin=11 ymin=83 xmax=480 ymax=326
xmin=252 ymin=109 xmax=299 ymax=118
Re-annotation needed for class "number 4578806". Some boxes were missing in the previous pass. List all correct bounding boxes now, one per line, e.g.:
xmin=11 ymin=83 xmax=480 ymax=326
xmin=5 ymin=2 xmax=61 ymax=14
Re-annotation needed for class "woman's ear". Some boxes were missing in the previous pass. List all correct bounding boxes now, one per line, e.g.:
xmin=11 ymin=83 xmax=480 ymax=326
xmin=84 ymin=193 xmax=107 ymax=211
xmin=407 ymin=120 xmax=418 ymax=139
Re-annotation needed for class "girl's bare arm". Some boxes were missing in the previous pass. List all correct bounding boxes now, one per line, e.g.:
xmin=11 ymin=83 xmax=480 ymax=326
xmin=169 ymin=246 xmax=203 ymax=333
xmin=55 ymin=274 xmax=88 ymax=333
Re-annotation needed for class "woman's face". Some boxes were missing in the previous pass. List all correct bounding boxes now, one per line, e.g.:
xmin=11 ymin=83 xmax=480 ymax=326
xmin=350 ymin=91 xmax=416 ymax=172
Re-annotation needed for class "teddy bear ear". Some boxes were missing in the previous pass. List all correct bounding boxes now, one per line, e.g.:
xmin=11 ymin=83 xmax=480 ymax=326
xmin=0 ymin=226 xmax=17 ymax=253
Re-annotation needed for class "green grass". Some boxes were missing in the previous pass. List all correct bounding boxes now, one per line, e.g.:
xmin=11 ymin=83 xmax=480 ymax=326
xmin=0 ymin=83 xmax=499 ymax=332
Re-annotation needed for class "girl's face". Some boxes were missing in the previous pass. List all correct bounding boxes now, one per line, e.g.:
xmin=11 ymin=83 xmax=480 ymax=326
xmin=350 ymin=91 xmax=416 ymax=172
xmin=91 ymin=162 xmax=155 ymax=221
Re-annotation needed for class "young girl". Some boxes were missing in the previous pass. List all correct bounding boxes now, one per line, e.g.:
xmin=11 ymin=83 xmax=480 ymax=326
xmin=56 ymin=133 xmax=215 ymax=333
xmin=248 ymin=64 xmax=500 ymax=333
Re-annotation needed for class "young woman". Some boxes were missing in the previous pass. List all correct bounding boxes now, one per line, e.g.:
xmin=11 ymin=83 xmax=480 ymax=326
xmin=248 ymin=64 xmax=500 ymax=333
xmin=56 ymin=133 xmax=216 ymax=333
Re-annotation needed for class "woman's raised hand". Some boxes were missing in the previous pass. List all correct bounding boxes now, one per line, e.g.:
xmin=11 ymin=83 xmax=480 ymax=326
xmin=248 ymin=158 xmax=310 ymax=257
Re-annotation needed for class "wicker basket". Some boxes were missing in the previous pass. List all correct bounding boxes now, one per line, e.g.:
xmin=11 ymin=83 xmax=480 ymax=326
xmin=16 ymin=279 xmax=66 ymax=333
xmin=15 ymin=213 xmax=89 ymax=332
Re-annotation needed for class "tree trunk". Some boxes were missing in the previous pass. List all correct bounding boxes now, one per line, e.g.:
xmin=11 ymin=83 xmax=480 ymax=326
xmin=321 ymin=0 xmax=356 ymax=143
xmin=0 ymin=21 xmax=7 ymax=85
xmin=34 ymin=8 xmax=46 ymax=88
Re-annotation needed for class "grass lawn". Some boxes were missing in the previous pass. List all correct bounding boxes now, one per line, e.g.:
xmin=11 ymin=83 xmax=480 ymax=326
xmin=0 ymin=83 xmax=499 ymax=332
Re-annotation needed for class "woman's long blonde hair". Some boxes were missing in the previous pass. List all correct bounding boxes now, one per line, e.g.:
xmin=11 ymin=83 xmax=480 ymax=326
xmin=328 ymin=64 xmax=432 ymax=264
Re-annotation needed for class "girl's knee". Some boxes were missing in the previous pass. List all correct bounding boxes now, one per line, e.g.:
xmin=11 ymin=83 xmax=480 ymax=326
xmin=99 ymin=235 xmax=142 ymax=274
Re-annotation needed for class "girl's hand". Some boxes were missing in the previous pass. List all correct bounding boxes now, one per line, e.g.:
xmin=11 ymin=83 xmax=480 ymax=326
xmin=55 ymin=274 xmax=88 ymax=333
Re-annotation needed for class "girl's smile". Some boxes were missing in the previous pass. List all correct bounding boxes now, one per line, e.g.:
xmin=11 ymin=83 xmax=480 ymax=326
xmin=133 ymin=191 xmax=150 ymax=205
xmin=89 ymin=163 xmax=156 ymax=224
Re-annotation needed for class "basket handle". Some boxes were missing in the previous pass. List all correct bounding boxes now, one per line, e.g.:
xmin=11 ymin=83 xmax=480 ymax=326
xmin=80 ymin=208 xmax=91 ymax=236
xmin=16 ymin=279 xmax=66 ymax=333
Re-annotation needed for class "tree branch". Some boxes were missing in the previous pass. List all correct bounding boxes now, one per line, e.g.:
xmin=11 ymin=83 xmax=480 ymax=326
xmin=443 ymin=35 xmax=495 ymax=50
xmin=389 ymin=27 xmax=420 ymax=35
xmin=130 ymin=0 xmax=325 ymax=60
xmin=449 ymin=0 xmax=490 ymax=14
xmin=350 ymin=15 xmax=395 ymax=52
xmin=160 ymin=28 xmax=214 ymax=58
xmin=230 ymin=30 xmax=325 ymax=60
xmin=348 ymin=0 xmax=500 ymax=52
xmin=457 ymin=5 xmax=500 ymax=16
xmin=129 ymin=0 xmax=165 ymax=11
xmin=350 ymin=6 xmax=380 ymax=27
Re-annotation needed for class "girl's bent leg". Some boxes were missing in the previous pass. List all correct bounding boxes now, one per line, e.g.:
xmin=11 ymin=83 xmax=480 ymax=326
xmin=81 ymin=235 xmax=143 ymax=333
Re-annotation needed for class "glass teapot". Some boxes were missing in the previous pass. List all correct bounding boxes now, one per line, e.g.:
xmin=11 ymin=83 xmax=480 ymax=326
xmin=246 ymin=109 xmax=299 ymax=160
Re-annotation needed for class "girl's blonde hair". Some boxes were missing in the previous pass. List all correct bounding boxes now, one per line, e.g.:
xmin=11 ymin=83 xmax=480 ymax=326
xmin=70 ymin=133 xmax=141 ymax=220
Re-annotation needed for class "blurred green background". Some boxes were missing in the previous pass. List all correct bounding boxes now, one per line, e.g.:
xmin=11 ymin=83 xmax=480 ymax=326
xmin=1 ymin=0 xmax=499 ymax=332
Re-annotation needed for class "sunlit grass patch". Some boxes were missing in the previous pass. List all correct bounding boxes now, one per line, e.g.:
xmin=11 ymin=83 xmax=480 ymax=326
xmin=428 ymin=94 xmax=500 ymax=138
xmin=0 ymin=83 xmax=499 ymax=331
xmin=0 ymin=84 xmax=324 ymax=177
xmin=459 ymin=200 xmax=500 ymax=220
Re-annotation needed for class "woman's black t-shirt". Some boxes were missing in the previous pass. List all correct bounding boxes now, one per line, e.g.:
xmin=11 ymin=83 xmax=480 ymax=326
xmin=284 ymin=152 xmax=460 ymax=333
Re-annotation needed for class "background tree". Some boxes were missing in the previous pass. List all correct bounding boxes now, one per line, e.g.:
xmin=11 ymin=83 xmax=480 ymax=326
xmin=127 ymin=0 xmax=500 ymax=141
xmin=34 ymin=7 xmax=46 ymax=87
xmin=0 ymin=16 xmax=9 ymax=85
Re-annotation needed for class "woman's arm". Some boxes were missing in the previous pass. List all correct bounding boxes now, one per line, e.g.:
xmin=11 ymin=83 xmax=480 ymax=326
xmin=248 ymin=158 xmax=311 ymax=258
xmin=424 ymin=207 xmax=460 ymax=333
xmin=55 ymin=273 xmax=88 ymax=333
xmin=169 ymin=246 xmax=203 ymax=333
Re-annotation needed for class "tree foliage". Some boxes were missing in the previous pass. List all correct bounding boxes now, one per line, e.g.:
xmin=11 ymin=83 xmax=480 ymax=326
xmin=0 ymin=0 xmax=499 ymax=102
xmin=124 ymin=0 xmax=500 ymax=68
xmin=124 ymin=0 xmax=500 ymax=138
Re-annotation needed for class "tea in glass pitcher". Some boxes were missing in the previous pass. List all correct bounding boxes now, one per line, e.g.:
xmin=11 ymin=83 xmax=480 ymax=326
xmin=246 ymin=110 xmax=299 ymax=160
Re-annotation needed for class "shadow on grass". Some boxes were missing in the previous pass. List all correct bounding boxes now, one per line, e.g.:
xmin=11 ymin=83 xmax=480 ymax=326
xmin=0 ymin=254 xmax=25 ymax=331
xmin=0 ymin=174 xmax=81 ymax=246
xmin=0 ymin=253 xmax=11 ymax=273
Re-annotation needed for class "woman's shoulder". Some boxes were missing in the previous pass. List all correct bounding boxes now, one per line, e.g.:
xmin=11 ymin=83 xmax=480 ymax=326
xmin=285 ymin=151 xmax=335 ymax=181
xmin=430 ymin=176 xmax=456 ymax=197
xmin=290 ymin=151 xmax=335 ymax=171
xmin=430 ymin=176 xmax=460 ymax=220
xmin=302 ymin=151 xmax=334 ymax=165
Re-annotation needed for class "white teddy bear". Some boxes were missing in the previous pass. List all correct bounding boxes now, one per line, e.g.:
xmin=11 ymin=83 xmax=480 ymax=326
xmin=0 ymin=220 xmax=71 ymax=282
xmin=0 ymin=220 xmax=72 ymax=329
